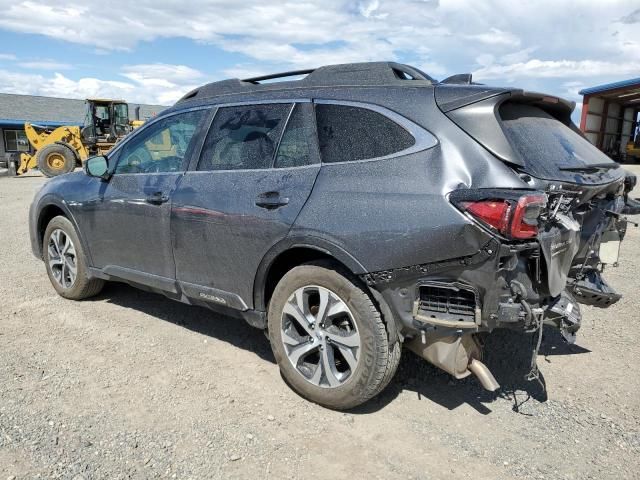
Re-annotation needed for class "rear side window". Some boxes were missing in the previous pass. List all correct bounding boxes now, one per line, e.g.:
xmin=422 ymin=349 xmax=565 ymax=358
xmin=198 ymin=103 xmax=291 ymax=171
xmin=315 ymin=104 xmax=415 ymax=163
xmin=500 ymin=103 xmax=615 ymax=180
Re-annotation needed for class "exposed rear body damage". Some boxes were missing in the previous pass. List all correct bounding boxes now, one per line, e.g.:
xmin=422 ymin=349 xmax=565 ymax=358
xmin=362 ymin=83 xmax=635 ymax=385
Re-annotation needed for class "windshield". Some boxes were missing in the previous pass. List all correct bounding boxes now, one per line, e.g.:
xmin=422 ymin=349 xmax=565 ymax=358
xmin=500 ymin=103 xmax=617 ymax=182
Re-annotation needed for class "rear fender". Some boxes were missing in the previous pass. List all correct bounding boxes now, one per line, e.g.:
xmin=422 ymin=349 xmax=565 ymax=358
xmin=253 ymin=235 xmax=367 ymax=312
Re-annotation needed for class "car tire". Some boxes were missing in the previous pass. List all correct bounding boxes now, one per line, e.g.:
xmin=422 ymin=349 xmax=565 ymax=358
xmin=37 ymin=143 xmax=76 ymax=177
xmin=43 ymin=216 xmax=104 ymax=300
xmin=268 ymin=260 xmax=394 ymax=410
xmin=372 ymin=337 xmax=402 ymax=397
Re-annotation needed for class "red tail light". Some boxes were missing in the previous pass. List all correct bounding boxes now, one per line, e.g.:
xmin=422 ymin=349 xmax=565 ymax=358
xmin=460 ymin=194 xmax=547 ymax=240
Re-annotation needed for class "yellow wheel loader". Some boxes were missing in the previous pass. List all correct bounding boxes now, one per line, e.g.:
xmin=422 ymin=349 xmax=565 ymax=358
xmin=17 ymin=99 xmax=145 ymax=177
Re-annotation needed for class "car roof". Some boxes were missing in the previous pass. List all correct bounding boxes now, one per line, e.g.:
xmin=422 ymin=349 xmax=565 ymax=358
xmin=174 ymin=62 xmax=437 ymax=107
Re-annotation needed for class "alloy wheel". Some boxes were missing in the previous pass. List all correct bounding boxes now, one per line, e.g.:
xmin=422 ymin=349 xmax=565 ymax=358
xmin=280 ymin=285 xmax=360 ymax=388
xmin=48 ymin=228 xmax=77 ymax=288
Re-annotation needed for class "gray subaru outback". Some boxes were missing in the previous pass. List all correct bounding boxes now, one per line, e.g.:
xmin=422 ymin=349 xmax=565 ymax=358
xmin=29 ymin=62 xmax=635 ymax=409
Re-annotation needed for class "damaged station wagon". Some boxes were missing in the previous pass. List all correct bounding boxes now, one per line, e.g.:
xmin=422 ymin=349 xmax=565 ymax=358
xmin=29 ymin=62 xmax=636 ymax=409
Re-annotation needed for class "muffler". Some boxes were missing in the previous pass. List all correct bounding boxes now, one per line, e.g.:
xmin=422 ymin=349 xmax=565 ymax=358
xmin=406 ymin=333 xmax=500 ymax=392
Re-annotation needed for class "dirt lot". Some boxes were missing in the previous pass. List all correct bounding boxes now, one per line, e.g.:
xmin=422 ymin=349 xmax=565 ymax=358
xmin=1 ymin=169 xmax=639 ymax=480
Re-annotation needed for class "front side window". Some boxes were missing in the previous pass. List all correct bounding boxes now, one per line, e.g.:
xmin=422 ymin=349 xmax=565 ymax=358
xmin=315 ymin=104 xmax=415 ymax=163
xmin=3 ymin=129 xmax=29 ymax=152
xmin=114 ymin=109 xmax=207 ymax=174
xmin=197 ymin=103 xmax=292 ymax=171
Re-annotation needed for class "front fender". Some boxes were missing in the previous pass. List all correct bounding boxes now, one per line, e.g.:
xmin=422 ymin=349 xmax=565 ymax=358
xmin=31 ymin=194 xmax=94 ymax=267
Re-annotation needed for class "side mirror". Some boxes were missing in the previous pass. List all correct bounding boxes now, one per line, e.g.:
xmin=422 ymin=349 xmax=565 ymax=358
xmin=84 ymin=155 xmax=110 ymax=180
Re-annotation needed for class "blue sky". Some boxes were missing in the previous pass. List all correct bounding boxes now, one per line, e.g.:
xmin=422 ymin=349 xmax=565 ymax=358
xmin=0 ymin=0 xmax=638 ymax=121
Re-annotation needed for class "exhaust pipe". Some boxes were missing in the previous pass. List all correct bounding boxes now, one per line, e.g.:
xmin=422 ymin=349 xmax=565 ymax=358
xmin=406 ymin=333 xmax=500 ymax=392
xmin=467 ymin=358 xmax=500 ymax=392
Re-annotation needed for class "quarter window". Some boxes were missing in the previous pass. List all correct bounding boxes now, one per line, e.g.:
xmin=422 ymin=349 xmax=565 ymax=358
xmin=315 ymin=104 xmax=415 ymax=163
xmin=275 ymin=103 xmax=316 ymax=168
xmin=114 ymin=109 xmax=206 ymax=174
xmin=197 ymin=103 xmax=292 ymax=171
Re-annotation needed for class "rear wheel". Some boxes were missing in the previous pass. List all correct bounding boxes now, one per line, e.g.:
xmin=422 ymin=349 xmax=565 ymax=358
xmin=37 ymin=143 xmax=76 ymax=177
xmin=268 ymin=261 xmax=395 ymax=410
xmin=43 ymin=216 xmax=104 ymax=300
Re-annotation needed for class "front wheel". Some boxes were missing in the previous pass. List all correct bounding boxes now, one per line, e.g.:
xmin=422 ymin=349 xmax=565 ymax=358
xmin=37 ymin=143 xmax=76 ymax=177
xmin=43 ymin=216 xmax=104 ymax=300
xmin=268 ymin=261 xmax=395 ymax=410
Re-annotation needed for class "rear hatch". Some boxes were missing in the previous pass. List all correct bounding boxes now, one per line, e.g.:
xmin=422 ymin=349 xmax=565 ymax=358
xmin=437 ymin=85 xmax=631 ymax=308
xmin=436 ymin=85 xmax=625 ymax=186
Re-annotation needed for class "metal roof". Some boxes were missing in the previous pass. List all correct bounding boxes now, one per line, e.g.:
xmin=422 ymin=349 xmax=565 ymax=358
xmin=0 ymin=118 xmax=77 ymax=128
xmin=0 ymin=93 xmax=167 ymax=126
xmin=579 ymin=77 xmax=640 ymax=96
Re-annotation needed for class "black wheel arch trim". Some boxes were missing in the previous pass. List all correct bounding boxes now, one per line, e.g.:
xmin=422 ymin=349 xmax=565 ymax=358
xmin=252 ymin=235 xmax=401 ymax=342
xmin=35 ymin=195 xmax=95 ymax=267
xmin=252 ymin=235 xmax=367 ymax=312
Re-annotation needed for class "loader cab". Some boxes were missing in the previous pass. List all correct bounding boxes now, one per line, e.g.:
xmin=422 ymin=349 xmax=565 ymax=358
xmin=81 ymin=99 xmax=130 ymax=149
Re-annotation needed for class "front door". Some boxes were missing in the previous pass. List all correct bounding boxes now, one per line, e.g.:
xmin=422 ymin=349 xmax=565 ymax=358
xmin=75 ymin=108 xmax=210 ymax=286
xmin=171 ymin=102 xmax=321 ymax=308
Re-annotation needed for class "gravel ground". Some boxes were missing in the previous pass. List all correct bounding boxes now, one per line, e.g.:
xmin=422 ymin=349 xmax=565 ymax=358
xmin=1 ymin=168 xmax=639 ymax=479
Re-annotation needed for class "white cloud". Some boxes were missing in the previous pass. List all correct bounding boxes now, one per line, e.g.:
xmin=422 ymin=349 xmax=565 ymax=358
xmin=619 ymin=7 xmax=640 ymax=24
xmin=0 ymin=0 xmax=474 ymax=73
xmin=45 ymin=73 xmax=136 ymax=99
xmin=474 ymin=59 xmax=640 ymax=81
xmin=0 ymin=70 xmax=47 ymax=94
xmin=120 ymin=64 xmax=205 ymax=104
xmin=0 ymin=69 xmax=136 ymax=99
xmin=18 ymin=60 xmax=73 ymax=70
xmin=465 ymin=28 xmax=521 ymax=47
xmin=358 ymin=0 xmax=388 ymax=19
xmin=0 ymin=53 xmax=16 ymax=61
xmin=501 ymin=47 xmax=538 ymax=65
xmin=0 ymin=64 xmax=199 ymax=105
xmin=0 ymin=0 xmax=638 ymax=110
xmin=0 ymin=1 xmax=632 ymax=77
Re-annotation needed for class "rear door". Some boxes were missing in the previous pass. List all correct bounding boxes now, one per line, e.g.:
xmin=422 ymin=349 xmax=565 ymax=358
xmin=171 ymin=102 xmax=321 ymax=309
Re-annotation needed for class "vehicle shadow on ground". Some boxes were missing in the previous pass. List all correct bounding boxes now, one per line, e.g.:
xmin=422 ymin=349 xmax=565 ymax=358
xmin=356 ymin=327 xmax=591 ymax=416
xmin=95 ymin=283 xmax=591 ymax=416
xmin=96 ymin=282 xmax=276 ymax=364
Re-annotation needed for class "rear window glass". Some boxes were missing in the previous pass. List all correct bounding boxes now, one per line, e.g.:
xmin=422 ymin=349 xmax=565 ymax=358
xmin=500 ymin=103 xmax=615 ymax=180
xmin=315 ymin=104 xmax=415 ymax=163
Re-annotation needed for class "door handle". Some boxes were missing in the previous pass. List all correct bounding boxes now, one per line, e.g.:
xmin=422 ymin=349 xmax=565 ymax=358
xmin=255 ymin=191 xmax=289 ymax=210
xmin=146 ymin=191 xmax=169 ymax=205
